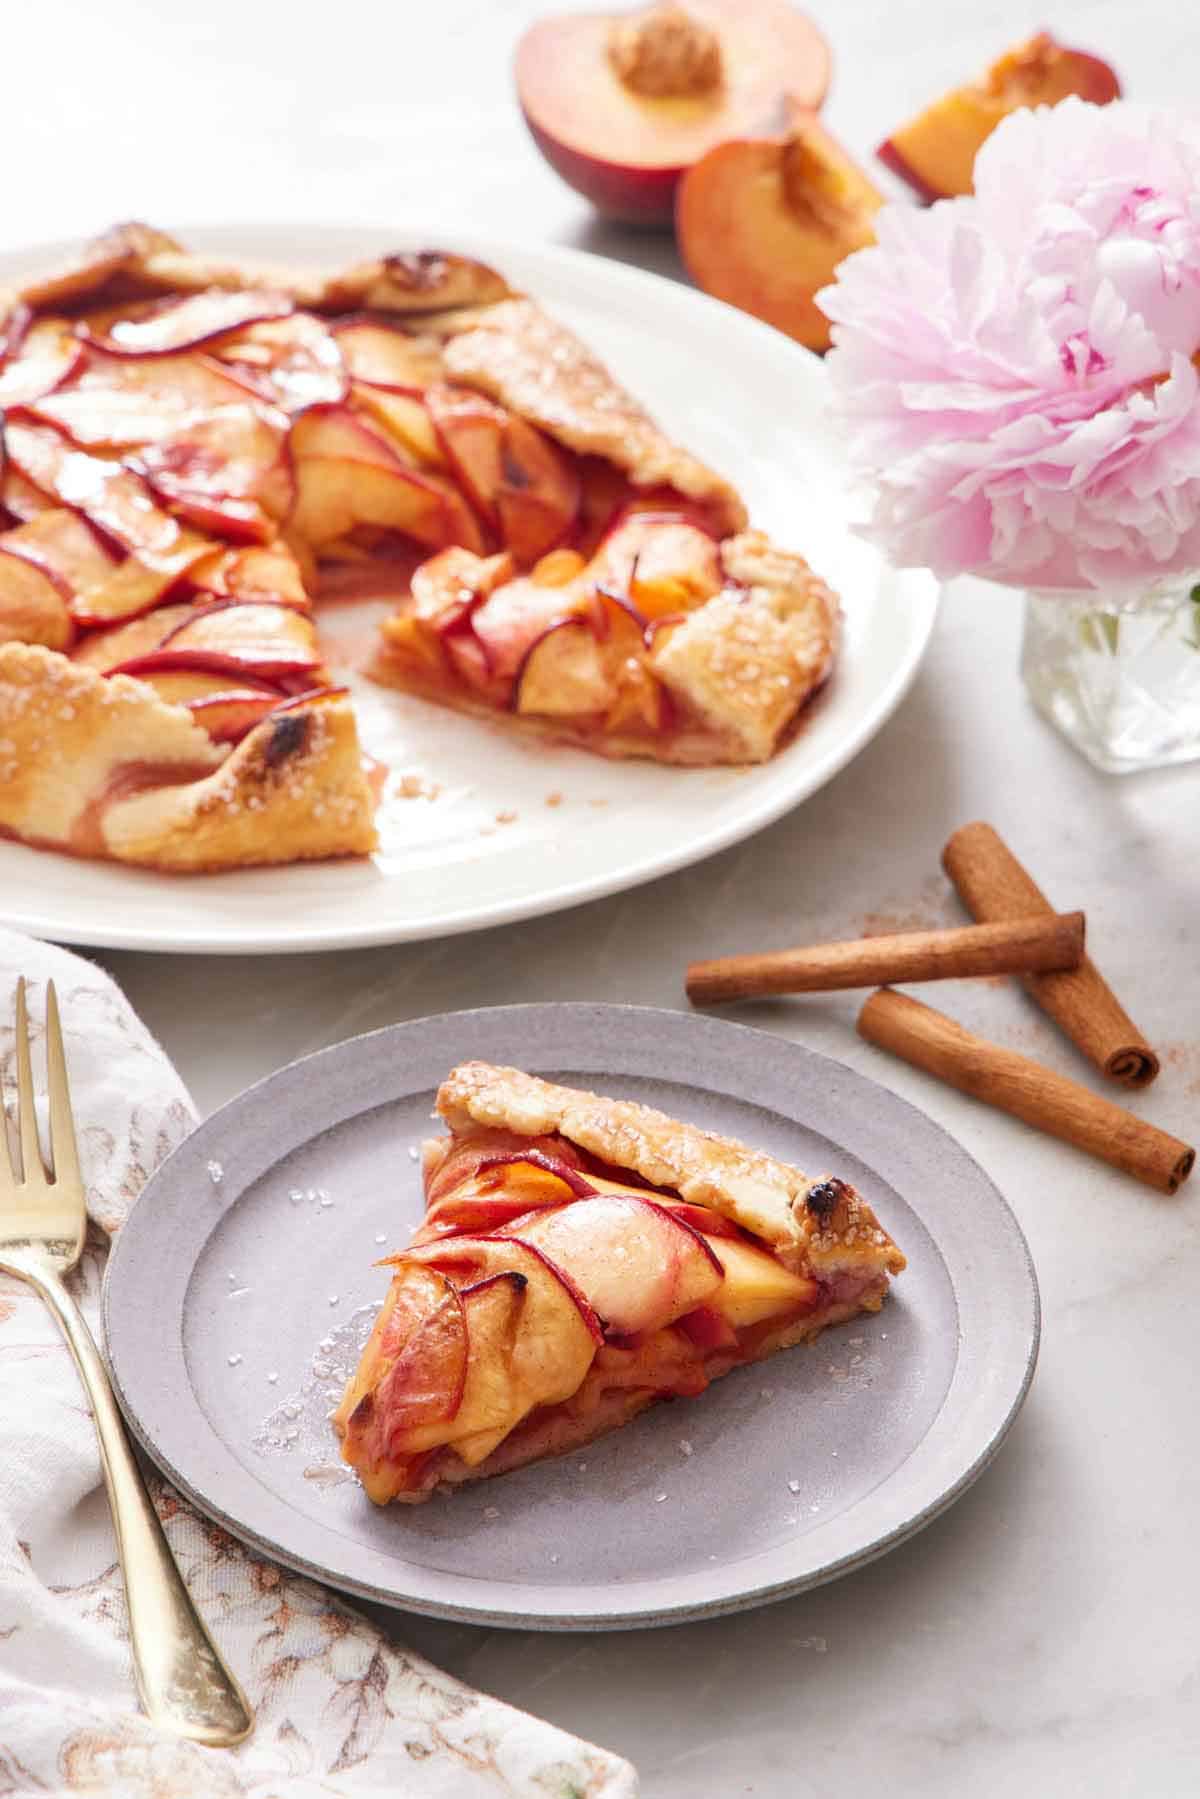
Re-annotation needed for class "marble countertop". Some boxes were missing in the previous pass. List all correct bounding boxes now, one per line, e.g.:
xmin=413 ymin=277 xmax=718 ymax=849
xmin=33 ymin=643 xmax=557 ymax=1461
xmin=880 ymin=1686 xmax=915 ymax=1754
xmin=6 ymin=1 xmax=1198 ymax=1791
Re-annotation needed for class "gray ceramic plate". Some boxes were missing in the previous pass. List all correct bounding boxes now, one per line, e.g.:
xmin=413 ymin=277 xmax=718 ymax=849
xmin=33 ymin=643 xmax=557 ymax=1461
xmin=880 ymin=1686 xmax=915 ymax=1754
xmin=103 ymin=1004 xmax=1039 ymax=1631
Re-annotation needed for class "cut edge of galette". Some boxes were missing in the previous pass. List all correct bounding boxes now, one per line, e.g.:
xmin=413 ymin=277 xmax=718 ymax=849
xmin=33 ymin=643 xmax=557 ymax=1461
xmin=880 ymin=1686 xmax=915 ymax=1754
xmin=0 ymin=223 xmax=839 ymax=871
xmin=334 ymin=1062 xmax=905 ymax=1504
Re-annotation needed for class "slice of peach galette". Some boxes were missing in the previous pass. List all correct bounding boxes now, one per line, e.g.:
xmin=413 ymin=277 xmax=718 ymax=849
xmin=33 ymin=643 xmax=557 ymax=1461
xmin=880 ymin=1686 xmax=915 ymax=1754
xmin=334 ymin=1062 xmax=904 ymax=1504
xmin=0 ymin=224 xmax=839 ymax=871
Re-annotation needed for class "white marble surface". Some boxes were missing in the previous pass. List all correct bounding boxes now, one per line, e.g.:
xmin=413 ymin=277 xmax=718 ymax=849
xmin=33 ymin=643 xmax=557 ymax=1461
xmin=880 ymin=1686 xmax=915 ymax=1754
xmin=7 ymin=1 xmax=1199 ymax=1791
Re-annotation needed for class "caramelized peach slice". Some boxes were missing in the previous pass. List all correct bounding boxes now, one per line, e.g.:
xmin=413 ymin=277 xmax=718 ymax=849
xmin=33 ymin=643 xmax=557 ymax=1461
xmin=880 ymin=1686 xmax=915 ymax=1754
xmin=513 ymin=616 xmax=613 ymax=716
xmin=70 ymin=601 xmax=198 ymax=671
xmin=213 ymin=314 xmax=348 ymax=412
xmin=879 ymin=33 xmax=1121 ymax=201
xmin=0 ymin=544 xmax=74 ymax=649
xmin=30 ymin=348 xmax=282 ymax=451
xmin=333 ymin=320 xmax=445 ymax=390
xmin=0 ymin=319 xmax=85 ymax=409
xmin=135 ymin=406 xmax=293 ymax=543
xmin=81 ymin=289 xmax=293 ymax=357
xmin=516 ymin=0 xmax=831 ymax=225
xmin=0 ymin=507 xmax=116 ymax=615
xmin=188 ymin=539 xmax=310 ymax=608
xmin=333 ymin=1262 xmax=469 ymax=1492
xmin=425 ymin=386 xmax=580 ymax=564
xmin=707 ymin=1235 xmax=818 ymax=1328
xmin=594 ymin=510 xmax=721 ymax=617
xmin=507 ymin=1193 xmax=724 ymax=1334
xmin=351 ymin=386 xmax=446 ymax=469
xmin=425 ymin=1128 xmax=589 ymax=1206
xmin=111 ymin=599 xmax=320 ymax=683
xmin=4 ymin=421 xmax=209 ymax=573
xmin=287 ymin=404 xmax=485 ymax=553
xmin=677 ymin=111 xmax=883 ymax=352
xmin=400 ymin=1235 xmax=602 ymax=1460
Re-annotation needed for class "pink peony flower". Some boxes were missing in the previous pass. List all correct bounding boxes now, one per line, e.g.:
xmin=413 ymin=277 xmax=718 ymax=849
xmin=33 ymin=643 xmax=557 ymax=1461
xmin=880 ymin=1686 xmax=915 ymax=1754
xmin=817 ymin=99 xmax=1200 ymax=592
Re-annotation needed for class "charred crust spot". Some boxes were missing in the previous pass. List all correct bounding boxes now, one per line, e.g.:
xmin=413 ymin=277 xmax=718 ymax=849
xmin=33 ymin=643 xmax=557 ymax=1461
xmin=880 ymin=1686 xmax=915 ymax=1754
xmin=384 ymin=251 xmax=450 ymax=293
xmin=263 ymin=711 xmax=310 ymax=768
xmin=806 ymin=1178 xmax=852 ymax=1219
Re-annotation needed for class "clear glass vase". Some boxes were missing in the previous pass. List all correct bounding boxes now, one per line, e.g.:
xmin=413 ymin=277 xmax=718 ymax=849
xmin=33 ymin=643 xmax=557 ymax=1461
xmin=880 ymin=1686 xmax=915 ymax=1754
xmin=1020 ymin=581 xmax=1200 ymax=773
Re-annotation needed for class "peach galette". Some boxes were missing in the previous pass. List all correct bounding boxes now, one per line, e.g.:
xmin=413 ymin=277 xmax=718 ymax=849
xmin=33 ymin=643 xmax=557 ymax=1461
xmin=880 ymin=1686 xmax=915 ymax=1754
xmin=334 ymin=1062 xmax=904 ymax=1504
xmin=0 ymin=224 xmax=838 ymax=871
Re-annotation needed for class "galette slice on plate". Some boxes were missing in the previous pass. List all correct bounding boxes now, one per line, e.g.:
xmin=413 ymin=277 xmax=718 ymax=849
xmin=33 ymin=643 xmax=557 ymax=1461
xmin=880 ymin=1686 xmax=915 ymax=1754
xmin=334 ymin=1062 xmax=905 ymax=1504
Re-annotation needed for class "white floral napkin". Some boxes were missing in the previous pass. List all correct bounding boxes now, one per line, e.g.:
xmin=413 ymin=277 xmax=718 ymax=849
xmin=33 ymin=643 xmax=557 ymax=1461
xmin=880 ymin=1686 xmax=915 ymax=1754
xmin=0 ymin=929 xmax=637 ymax=1799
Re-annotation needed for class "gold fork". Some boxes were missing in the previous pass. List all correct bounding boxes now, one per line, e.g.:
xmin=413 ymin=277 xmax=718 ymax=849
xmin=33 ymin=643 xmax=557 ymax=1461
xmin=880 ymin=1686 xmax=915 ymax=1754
xmin=0 ymin=978 xmax=253 ymax=1747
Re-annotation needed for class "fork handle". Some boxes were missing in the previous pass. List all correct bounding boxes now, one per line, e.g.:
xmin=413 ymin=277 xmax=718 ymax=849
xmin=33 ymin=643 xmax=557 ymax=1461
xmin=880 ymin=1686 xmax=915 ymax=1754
xmin=8 ymin=1256 xmax=254 ymax=1746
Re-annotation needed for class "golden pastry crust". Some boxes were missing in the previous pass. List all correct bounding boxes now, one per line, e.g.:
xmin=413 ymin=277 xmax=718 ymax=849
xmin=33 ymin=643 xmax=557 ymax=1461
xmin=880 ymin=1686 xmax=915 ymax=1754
xmin=0 ymin=222 xmax=185 ymax=317
xmin=2 ymin=224 xmax=513 ymax=322
xmin=101 ymin=694 xmax=376 ymax=870
xmin=435 ymin=1061 xmax=905 ymax=1278
xmin=650 ymin=531 xmax=839 ymax=762
xmin=441 ymin=297 xmax=748 ymax=536
xmin=0 ymin=647 xmax=374 ymax=869
xmin=0 ymin=644 xmax=223 ymax=851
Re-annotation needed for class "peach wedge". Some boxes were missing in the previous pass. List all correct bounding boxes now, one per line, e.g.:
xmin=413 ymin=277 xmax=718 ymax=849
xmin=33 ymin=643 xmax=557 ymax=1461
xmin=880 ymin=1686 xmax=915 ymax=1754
xmin=677 ymin=112 xmax=883 ymax=352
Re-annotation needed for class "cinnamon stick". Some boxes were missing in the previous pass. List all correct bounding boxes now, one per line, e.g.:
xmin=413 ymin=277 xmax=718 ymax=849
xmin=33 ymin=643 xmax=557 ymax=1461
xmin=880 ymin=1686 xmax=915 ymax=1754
xmin=942 ymin=822 xmax=1159 ymax=1088
xmin=858 ymin=988 xmax=1192 ymax=1194
xmin=686 ymin=914 xmax=1085 ymax=1006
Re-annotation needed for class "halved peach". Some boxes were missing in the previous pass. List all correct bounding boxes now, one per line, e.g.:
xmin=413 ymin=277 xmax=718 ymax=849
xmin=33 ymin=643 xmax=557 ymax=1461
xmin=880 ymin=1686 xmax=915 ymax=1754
xmin=677 ymin=110 xmax=883 ymax=352
xmin=879 ymin=33 xmax=1121 ymax=201
xmin=516 ymin=0 xmax=831 ymax=225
